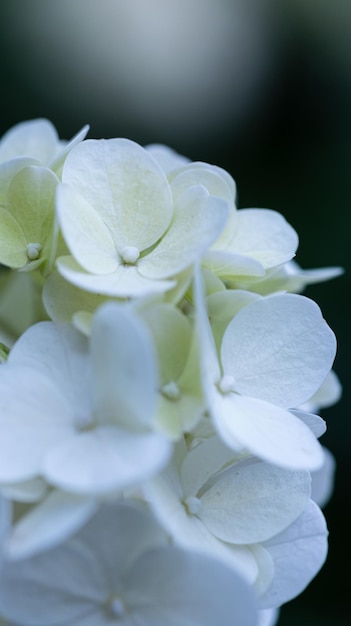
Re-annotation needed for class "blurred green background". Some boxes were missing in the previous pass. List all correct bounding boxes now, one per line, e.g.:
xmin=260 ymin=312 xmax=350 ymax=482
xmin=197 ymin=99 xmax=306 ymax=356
xmin=0 ymin=1 xmax=350 ymax=624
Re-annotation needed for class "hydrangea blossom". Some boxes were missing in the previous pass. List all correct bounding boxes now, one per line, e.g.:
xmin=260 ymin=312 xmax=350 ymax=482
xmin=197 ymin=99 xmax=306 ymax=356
xmin=0 ymin=120 xmax=342 ymax=626
xmin=0 ymin=504 xmax=259 ymax=626
xmin=55 ymin=138 xmax=228 ymax=297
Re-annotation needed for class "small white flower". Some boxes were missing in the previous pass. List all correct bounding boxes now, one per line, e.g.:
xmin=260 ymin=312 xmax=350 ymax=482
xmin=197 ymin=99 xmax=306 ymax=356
xmin=0 ymin=503 xmax=259 ymax=626
xmin=194 ymin=267 xmax=336 ymax=470
xmin=0 ymin=119 xmax=88 ymax=204
xmin=56 ymin=138 xmax=228 ymax=297
xmin=0 ymin=303 xmax=171 ymax=496
xmin=143 ymin=436 xmax=311 ymax=586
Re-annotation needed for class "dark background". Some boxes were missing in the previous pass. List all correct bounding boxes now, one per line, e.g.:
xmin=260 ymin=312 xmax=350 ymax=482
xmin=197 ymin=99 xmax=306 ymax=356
xmin=0 ymin=2 xmax=350 ymax=624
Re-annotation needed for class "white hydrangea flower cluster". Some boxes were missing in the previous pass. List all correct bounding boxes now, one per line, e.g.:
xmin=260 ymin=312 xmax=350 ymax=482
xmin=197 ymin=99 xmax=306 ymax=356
xmin=0 ymin=119 xmax=342 ymax=626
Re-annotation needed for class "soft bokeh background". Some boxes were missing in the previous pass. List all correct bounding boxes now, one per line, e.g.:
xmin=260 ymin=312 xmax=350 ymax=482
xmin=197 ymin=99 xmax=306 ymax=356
xmin=0 ymin=1 xmax=350 ymax=623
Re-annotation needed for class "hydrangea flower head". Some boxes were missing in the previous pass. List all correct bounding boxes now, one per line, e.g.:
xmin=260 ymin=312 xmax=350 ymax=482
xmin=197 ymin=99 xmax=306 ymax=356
xmin=0 ymin=121 xmax=342 ymax=626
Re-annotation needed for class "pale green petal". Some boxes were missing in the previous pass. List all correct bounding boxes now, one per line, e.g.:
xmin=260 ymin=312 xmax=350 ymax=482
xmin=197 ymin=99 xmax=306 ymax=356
xmin=0 ymin=156 xmax=40 ymax=205
xmin=1 ymin=477 xmax=47 ymax=503
xmin=56 ymin=255 xmax=175 ymax=297
xmin=226 ymin=208 xmax=298 ymax=269
xmin=163 ymin=265 xmax=194 ymax=305
xmin=199 ymin=460 xmax=310 ymax=544
xmin=72 ymin=311 xmax=94 ymax=336
xmin=155 ymin=394 xmax=205 ymax=440
xmin=91 ymin=302 xmax=159 ymax=429
xmin=0 ymin=272 xmax=45 ymax=341
xmin=140 ymin=189 xmax=228 ymax=278
xmin=56 ymin=184 xmax=118 ymax=274
xmin=221 ymin=293 xmax=337 ymax=408
xmin=62 ymin=138 xmax=173 ymax=250
xmin=6 ymin=166 xmax=58 ymax=269
xmin=43 ymin=271 xmax=110 ymax=323
xmin=142 ymin=303 xmax=192 ymax=384
xmin=155 ymin=395 xmax=184 ymax=439
xmin=202 ymin=268 xmax=227 ymax=295
xmin=0 ymin=208 xmax=27 ymax=267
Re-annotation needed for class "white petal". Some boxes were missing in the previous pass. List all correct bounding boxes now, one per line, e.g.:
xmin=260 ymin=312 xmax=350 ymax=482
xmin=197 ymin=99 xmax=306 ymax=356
xmin=139 ymin=188 xmax=228 ymax=278
xmin=180 ymin=436 xmax=237 ymax=498
xmin=193 ymin=264 xmax=222 ymax=386
xmin=211 ymin=392 xmax=325 ymax=470
xmin=49 ymin=124 xmax=89 ymax=172
xmin=207 ymin=289 xmax=261 ymax=350
xmin=199 ymin=459 xmax=311 ymax=544
xmin=260 ymin=500 xmax=328 ymax=608
xmin=9 ymin=321 xmax=92 ymax=413
xmin=221 ymin=293 xmax=336 ymax=408
xmin=300 ymin=369 xmax=342 ymax=412
xmin=0 ymin=502 xmax=170 ymax=625
xmin=43 ymin=428 xmax=171 ymax=495
xmin=258 ymin=608 xmax=280 ymax=626
xmin=227 ymin=208 xmax=298 ymax=268
xmin=250 ymin=544 xmax=274 ymax=596
xmin=62 ymin=138 xmax=173 ymax=250
xmin=56 ymin=184 xmax=118 ymax=273
xmin=310 ymin=447 xmax=336 ymax=508
xmin=91 ymin=302 xmax=159 ymax=429
xmin=125 ymin=546 xmax=258 ymax=626
xmin=57 ymin=255 xmax=175 ymax=296
xmin=0 ymin=118 xmax=58 ymax=164
xmin=7 ymin=491 xmax=98 ymax=560
xmin=0 ymin=367 xmax=73 ymax=482
xmin=203 ymin=249 xmax=265 ymax=279
xmin=143 ymin=473 xmax=257 ymax=581
xmin=0 ymin=542 xmax=106 ymax=626
xmin=145 ymin=143 xmax=190 ymax=174
xmin=291 ymin=410 xmax=326 ymax=438
xmin=170 ymin=163 xmax=234 ymax=205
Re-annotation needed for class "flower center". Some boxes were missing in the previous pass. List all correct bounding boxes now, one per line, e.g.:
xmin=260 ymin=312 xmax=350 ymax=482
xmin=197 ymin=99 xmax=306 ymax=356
xmin=75 ymin=412 xmax=96 ymax=431
xmin=217 ymin=374 xmax=236 ymax=394
xmin=110 ymin=596 xmax=125 ymax=619
xmin=26 ymin=242 xmax=42 ymax=261
xmin=121 ymin=245 xmax=140 ymax=265
xmin=183 ymin=495 xmax=202 ymax=516
xmin=161 ymin=381 xmax=181 ymax=401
